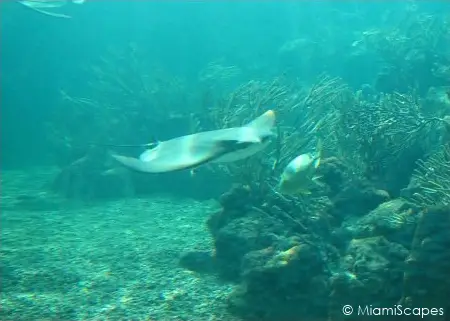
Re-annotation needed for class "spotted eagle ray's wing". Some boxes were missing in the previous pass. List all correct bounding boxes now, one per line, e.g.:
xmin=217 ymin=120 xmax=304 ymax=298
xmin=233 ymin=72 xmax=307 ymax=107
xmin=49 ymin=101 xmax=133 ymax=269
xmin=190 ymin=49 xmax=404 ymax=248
xmin=112 ymin=110 xmax=276 ymax=173
xmin=244 ymin=109 xmax=276 ymax=132
xmin=19 ymin=0 xmax=68 ymax=8
xmin=19 ymin=0 xmax=72 ymax=18
xmin=212 ymin=109 xmax=276 ymax=163
xmin=112 ymin=129 xmax=255 ymax=173
xmin=24 ymin=6 xmax=72 ymax=18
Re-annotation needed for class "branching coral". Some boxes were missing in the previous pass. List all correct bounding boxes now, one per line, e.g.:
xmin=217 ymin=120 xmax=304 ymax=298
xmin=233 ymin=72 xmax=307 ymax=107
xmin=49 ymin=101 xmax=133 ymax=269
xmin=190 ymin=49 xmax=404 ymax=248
xmin=352 ymin=92 xmax=431 ymax=172
xmin=400 ymin=143 xmax=450 ymax=307
xmin=88 ymin=44 xmax=188 ymax=119
xmin=197 ymin=62 xmax=242 ymax=110
xmin=358 ymin=5 xmax=449 ymax=64
xmin=208 ymin=78 xmax=290 ymax=129
xmin=352 ymin=5 xmax=450 ymax=93
xmin=199 ymin=61 xmax=241 ymax=85
xmin=47 ymin=44 xmax=194 ymax=158
xmin=404 ymin=143 xmax=450 ymax=208
xmin=320 ymin=89 xmax=443 ymax=185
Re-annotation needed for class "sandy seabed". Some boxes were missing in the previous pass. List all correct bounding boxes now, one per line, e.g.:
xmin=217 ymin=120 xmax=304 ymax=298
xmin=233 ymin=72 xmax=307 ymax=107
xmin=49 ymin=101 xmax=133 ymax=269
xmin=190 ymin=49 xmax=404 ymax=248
xmin=1 ymin=168 xmax=240 ymax=321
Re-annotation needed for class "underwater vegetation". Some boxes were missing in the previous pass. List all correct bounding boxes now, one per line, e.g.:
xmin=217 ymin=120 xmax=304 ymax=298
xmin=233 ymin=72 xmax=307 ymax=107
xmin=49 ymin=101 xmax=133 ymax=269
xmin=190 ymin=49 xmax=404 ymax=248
xmin=48 ymin=55 xmax=449 ymax=321
xmin=3 ymin=2 xmax=450 ymax=321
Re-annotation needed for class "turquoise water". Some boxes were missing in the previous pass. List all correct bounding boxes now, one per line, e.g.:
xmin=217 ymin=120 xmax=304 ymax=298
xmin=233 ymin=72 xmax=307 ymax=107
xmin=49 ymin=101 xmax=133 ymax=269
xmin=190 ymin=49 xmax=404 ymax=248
xmin=1 ymin=2 xmax=450 ymax=320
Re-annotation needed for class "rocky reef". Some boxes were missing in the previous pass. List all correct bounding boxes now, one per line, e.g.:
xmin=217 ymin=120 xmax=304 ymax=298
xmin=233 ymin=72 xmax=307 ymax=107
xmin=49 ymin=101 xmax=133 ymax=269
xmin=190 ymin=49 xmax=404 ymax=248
xmin=177 ymin=137 xmax=450 ymax=321
xmin=191 ymin=179 xmax=449 ymax=320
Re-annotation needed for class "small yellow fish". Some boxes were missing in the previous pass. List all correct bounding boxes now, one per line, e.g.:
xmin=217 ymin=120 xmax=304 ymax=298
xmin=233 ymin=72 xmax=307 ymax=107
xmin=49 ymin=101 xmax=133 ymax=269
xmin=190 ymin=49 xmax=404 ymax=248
xmin=278 ymin=140 xmax=323 ymax=195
